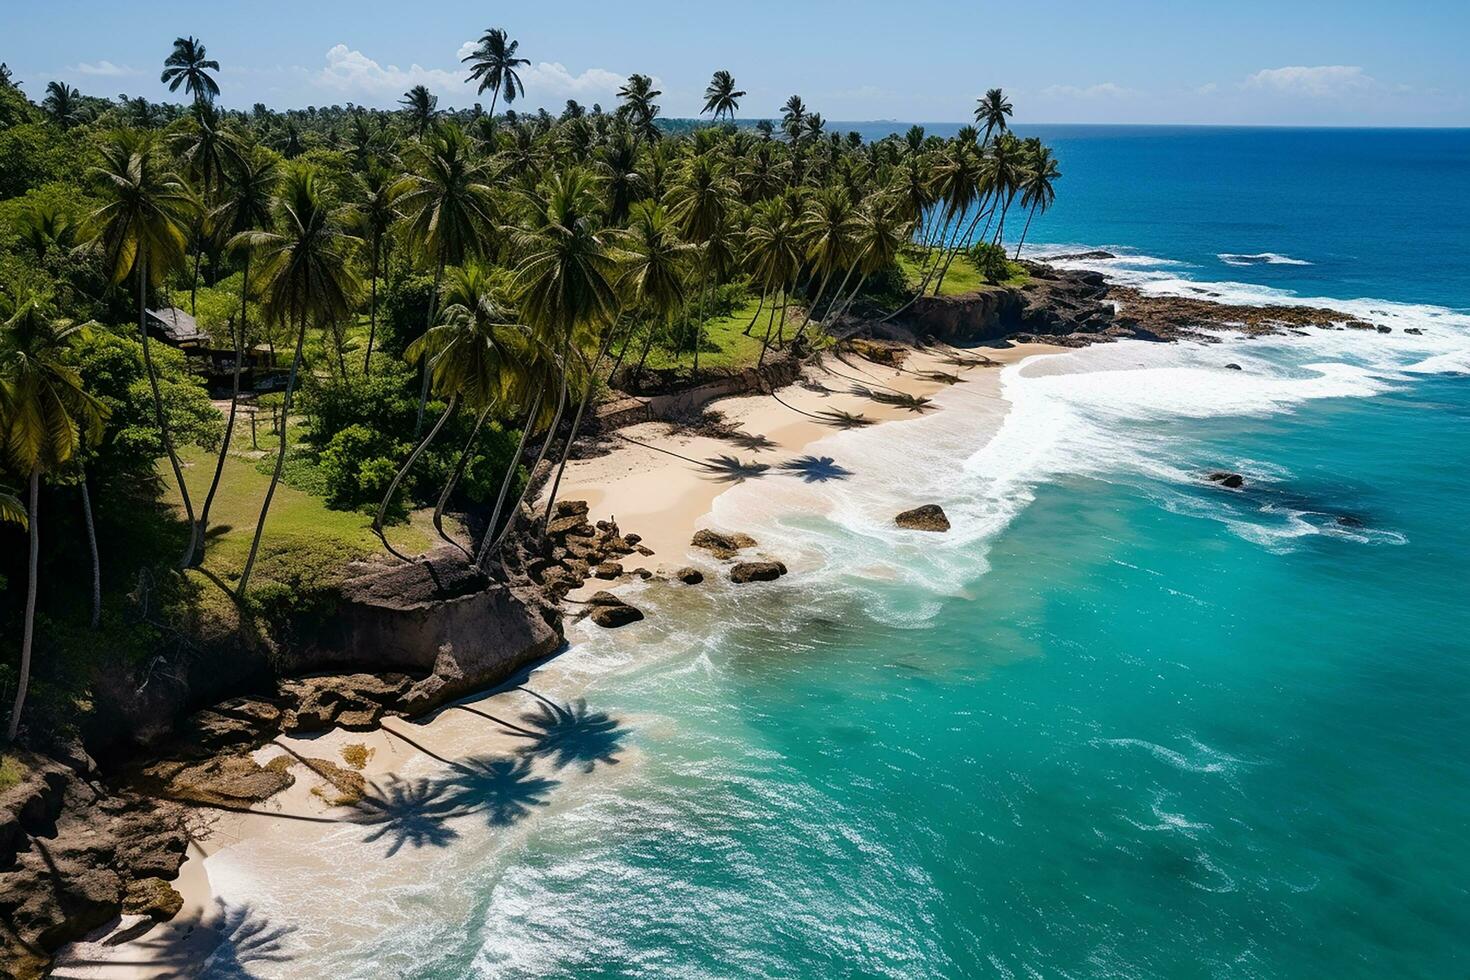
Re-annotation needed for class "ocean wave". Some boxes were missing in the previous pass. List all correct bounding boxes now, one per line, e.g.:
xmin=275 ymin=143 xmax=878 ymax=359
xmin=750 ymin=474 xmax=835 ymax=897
xmin=1218 ymin=252 xmax=1312 ymax=266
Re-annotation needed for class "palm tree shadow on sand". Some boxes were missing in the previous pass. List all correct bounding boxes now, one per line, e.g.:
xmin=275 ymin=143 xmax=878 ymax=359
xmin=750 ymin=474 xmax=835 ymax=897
xmin=347 ymin=774 xmax=465 ymax=857
xmin=435 ymin=755 xmax=560 ymax=827
xmin=726 ymin=430 xmax=778 ymax=452
xmin=778 ymin=455 xmax=854 ymax=483
xmin=62 ymin=899 xmax=297 ymax=978
xmin=700 ymin=454 xmax=771 ymax=484
xmin=513 ymin=690 xmax=629 ymax=773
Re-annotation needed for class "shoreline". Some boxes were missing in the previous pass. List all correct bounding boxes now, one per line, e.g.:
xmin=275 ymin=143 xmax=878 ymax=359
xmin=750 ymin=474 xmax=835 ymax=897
xmin=52 ymin=340 xmax=1063 ymax=976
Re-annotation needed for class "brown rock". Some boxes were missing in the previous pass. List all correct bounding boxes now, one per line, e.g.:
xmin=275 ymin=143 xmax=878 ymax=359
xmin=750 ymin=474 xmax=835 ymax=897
xmin=589 ymin=603 xmax=645 ymax=628
xmin=675 ymin=567 xmax=705 ymax=585
xmin=730 ymin=561 xmax=788 ymax=584
xmin=122 ymin=877 xmax=183 ymax=921
xmin=141 ymin=754 xmax=294 ymax=807
xmin=623 ymin=533 xmax=642 ymax=545
xmin=593 ymin=562 xmax=623 ymax=580
xmin=895 ymin=504 xmax=951 ymax=532
xmin=691 ymin=529 xmax=758 ymax=559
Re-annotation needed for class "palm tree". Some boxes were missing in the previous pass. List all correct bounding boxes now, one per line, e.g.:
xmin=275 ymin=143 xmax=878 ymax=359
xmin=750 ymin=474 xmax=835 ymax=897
xmin=986 ymin=132 xmax=1027 ymax=248
xmin=462 ymin=28 xmax=530 ymax=119
xmin=195 ymin=145 xmax=279 ymax=563
xmin=229 ymin=166 xmax=361 ymax=596
xmin=829 ymin=196 xmax=910 ymax=321
xmin=171 ymin=103 xmax=232 ymax=314
xmin=620 ymin=200 xmax=696 ymax=383
xmin=393 ymin=123 xmax=497 ymax=434
xmin=617 ymin=74 xmax=662 ymax=144
xmin=348 ymin=164 xmax=401 ymax=375
xmin=701 ymin=71 xmax=745 ymax=122
xmin=506 ymin=169 xmax=620 ymax=533
xmin=974 ymin=87 xmax=1013 ymax=144
xmin=1014 ymin=142 xmax=1060 ymax=258
xmin=744 ymin=195 xmax=802 ymax=362
xmin=42 ymin=81 xmax=84 ymax=129
xmin=400 ymin=85 xmax=438 ymax=137
xmin=793 ymin=185 xmax=860 ymax=343
xmin=780 ymin=95 xmax=807 ymax=147
xmin=593 ymin=130 xmax=645 ymax=225
xmin=160 ymin=36 xmax=221 ymax=105
xmin=1 ymin=298 xmax=107 ymax=741
xmin=86 ymin=130 xmax=200 ymax=569
xmin=667 ymin=154 xmax=737 ymax=375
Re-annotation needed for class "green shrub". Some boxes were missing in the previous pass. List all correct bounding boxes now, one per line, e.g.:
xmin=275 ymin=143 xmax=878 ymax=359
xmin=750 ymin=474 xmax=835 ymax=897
xmin=968 ymin=242 xmax=1010 ymax=284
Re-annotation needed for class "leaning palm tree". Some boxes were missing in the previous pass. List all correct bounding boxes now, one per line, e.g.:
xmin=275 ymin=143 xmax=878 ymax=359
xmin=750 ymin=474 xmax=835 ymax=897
xmin=400 ymin=85 xmax=438 ymax=138
xmin=619 ymin=200 xmax=696 ymax=383
xmin=1014 ymin=142 xmax=1060 ymax=258
xmin=503 ymin=169 xmax=620 ymax=537
xmin=701 ymin=70 xmax=745 ymax=122
xmin=986 ymin=132 xmax=1027 ymax=248
xmin=194 ymin=146 xmax=279 ymax=563
xmin=160 ymin=36 xmax=221 ymax=105
xmin=462 ymin=28 xmax=530 ymax=118
xmin=974 ymin=87 xmax=1013 ymax=144
xmin=744 ymin=194 xmax=802 ymax=363
xmin=827 ymin=195 xmax=910 ymax=321
xmin=1 ymin=298 xmax=108 ymax=741
xmin=393 ymin=123 xmax=497 ymax=434
xmin=86 ymin=130 xmax=200 ymax=569
xmin=348 ymin=164 xmax=401 ymax=375
xmin=666 ymin=154 xmax=737 ymax=375
xmin=42 ymin=81 xmax=84 ymax=129
xmin=793 ymin=184 xmax=860 ymax=343
xmin=617 ymin=74 xmax=662 ymax=144
xmin=229 ymin=166 xmax=361 ymax=596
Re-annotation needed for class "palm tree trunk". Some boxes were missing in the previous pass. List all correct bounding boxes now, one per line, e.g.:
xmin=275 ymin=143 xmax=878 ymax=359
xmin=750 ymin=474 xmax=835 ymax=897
xmin=196 ymin=250 xmax=249 ymax=563
xmin=742 ymin=287 xmax=767 ymax=336
xmin=1015 ymin=204 xmax=1038 ymax=260
xmin=542 ymin=331 xmax=615 ymax=525
xmin=830 ymin=270 xmax=871 ymax=322
xmin=481 ymin=360 xmax=570 ymax=562
xmin=991 ymin=191 xmax=1016 ymax=248
xmin=488 ymin=89 xmax=500 ymax=121
xmin=693 ymin=267 xmax=710 ymax=378
xmin=792 ymin=269 xmax=833 ymax=344
xmin=474 ymin=386 xmax=544 ymax=569
xmin=934 ymin=199 xmax=992 ymax=295
xmin=820 ymin=264 xmax=858 ymax=325
xmin=413 ymin=259 xmax=445 ymax=437
xmin=81 ymin=475 xmax=100 ymax=630
xmin=137 ymin=259 xmax=198 ymax=570
xmin=433 ymin=408 xmax=487 ymax=556
xmin=632 ymin=321 xmax=660 ymax=388
xmin=189 ymin=242 xmax=202 ymax=316
xmin=363 ymin=234 xmax=380 ymax=376
xmin=758 ymin=291 xmax=784 ymax=366
xmin=236 ymin=308 xmax=309 ymax=598
xmin=6 ymin=467 xmax=40 ymax=742
xmin=375 ymin=395 xmax=458 ymax=563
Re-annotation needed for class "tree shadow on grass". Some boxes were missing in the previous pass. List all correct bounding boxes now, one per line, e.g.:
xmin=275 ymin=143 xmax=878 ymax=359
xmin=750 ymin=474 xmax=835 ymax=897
xmin=513 ymin=690 xmax=629 ymax=773
xmin=778 ymin=455 xmax=854 ymax=483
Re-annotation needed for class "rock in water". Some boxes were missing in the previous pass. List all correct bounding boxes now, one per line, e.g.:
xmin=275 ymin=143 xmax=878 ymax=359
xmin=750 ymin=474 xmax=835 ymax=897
xmin=895 ymin=504 xmax=951 ymax=532
xmin=590 ymin=603 xmax=644 ymax=628
xmin=1225 ymin=363 xmax=1242 ymax=370
xmin=691 ymin=529 xmax=758 ymax=559
xmin=730 ymin=561 xmax=788 ymax=584
xmin=1206 ymin=471 xmax=1245 ymax=489
xmin=675 ymin=567 xmax=705 ymax=585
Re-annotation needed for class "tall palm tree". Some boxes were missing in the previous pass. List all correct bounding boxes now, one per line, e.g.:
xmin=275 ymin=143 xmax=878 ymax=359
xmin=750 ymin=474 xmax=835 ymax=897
xmin=593 ymin=130 xmax=645 ymax=225
xmin=986 ymin=132 xmax=1027 ymax=248
xmin=42 ymin=82 xmax=84 ymax=129
xmin=793 ymin=185 xmax=859 ymax=343
xmin=506 ymin=169 xmax=620 ymax=533
xmin=160 ymin=36 xmax=221 ymax=105
xmin=1014 ymin=141 xmax=1060 ymax=258
xmin=620 ymin=200 xmax=696 ymax=383
xmin=828 ymin=196 xmax=910 ymax=321
xmin=744 ymin=194 xmax=802 ymax=362
xmin=667 ymin=154 xmax=737 ymax=375
xmin=229 ymin=166 xmax=361 ymax=596
xmin=195 ymin=145 xmax=279 ymax=563
xmin=0 ymin=299 xmax=107 ymax=741
xmin=400 ymin=85 xmax=438 ymax=137
xmin=780 ymin=95 xmax=807 ymax=147
xmin=701 ymin=70 xmax=745 ymax=122
xmin=348 ymin=164 xmax=401 ymax=375
xmin=171 ymin=103 xmax=231 ymax=314
xmin=393 ymin=123 xmax=497 ymax=434
xmin=617 ymin=74 xmax=662 ymax=144
xmin=462 ymin=28 xmax=530 ymax=119
xmin=974 ymin=87 xmax=1013 ymax=144
xmin=86 ymin=130 xmax=200 ymax=569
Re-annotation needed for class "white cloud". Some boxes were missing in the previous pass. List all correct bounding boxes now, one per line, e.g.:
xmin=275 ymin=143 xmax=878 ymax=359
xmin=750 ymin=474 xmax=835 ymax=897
xmin=1039 ymin=82 xmax=1134 ymax=100
xmin=68 ymin=60 xmax=138 ymax=77
xmin=313 ymin=44 xmax=463 ymax=96
xmin=1242 ymin=65 xmax=1375 ymax=98
xmin=518 ymin=62 xmax=629 ymax=104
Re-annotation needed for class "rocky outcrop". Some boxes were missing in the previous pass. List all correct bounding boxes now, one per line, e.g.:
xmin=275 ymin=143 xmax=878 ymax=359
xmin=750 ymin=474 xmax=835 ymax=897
xmin=730 ymin=561 xmax=788 ymax=584
xmin=1206 ymin=471 xmax=1245 ymax=489
xmin=691 ymin=529 xmax=758 ymax=559
xmin=895 ymin=504 xmax=951 ymax=532
xmin=675 ymin=567 xmax=705 ymax=585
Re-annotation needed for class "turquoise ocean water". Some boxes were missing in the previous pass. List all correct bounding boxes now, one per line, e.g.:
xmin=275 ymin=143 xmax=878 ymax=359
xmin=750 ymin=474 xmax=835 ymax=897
xmin=207 ymin=128 xmax=1470 ymax=978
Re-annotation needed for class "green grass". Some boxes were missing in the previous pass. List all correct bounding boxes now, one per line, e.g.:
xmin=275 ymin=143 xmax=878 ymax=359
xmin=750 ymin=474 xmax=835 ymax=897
xmin=642 ymin=295 xmax=791 ymax=373
xmin=897 ymin=249 xmax=1029 ymax=297
xmin=0 ymin=753 xmax=26 ymax=793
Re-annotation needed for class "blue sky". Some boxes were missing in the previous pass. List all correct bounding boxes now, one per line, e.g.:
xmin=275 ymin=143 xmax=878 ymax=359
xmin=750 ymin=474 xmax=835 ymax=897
xmin=7 ymin=0 xmax=1468 ymax=125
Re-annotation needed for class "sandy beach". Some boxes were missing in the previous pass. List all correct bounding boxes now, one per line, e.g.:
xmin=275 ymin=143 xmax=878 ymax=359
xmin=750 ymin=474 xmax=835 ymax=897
xmin=52 ymin=341 xmax=1061 ymax=977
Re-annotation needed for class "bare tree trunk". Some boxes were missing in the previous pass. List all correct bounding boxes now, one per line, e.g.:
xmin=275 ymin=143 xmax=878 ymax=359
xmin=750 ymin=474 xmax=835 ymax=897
xmin=474 ymin=386 xmax=544 ymax=569
xmin=1015 ymin=204 xmax=1038 ymax=260
xmin=792 ymin=269 xmax=833 ymax=344
xmin=433 ymin=408 xmax=487 ymax=556
xmin=137 ymin=259 xmax=198 ymax=570
xmin=413 ymin=258 xmax=445 ymax=437
xmin=759 ymin=291 xmax=784 ymax=366
xmin=742 ymin=286 xmax=767 ymax=336
xmin=542 ymin=330 xmax=616 ymax=524
xmin=81 ymin=475 xmax=100 ymax=629
xmin=6 ymin=467 xmax=39 ymax=742
xmin=376 ymin=395 xmax=458 ymax=563
xmin=480 ymin=359 xmax=569 ymax=563
xmin=236 ymin=308 xmax=309 ymax=598
xmin=196 ymin=251 xmax=249 ymax=564
xmin=363 ymin=233 xmax=380 ymax=376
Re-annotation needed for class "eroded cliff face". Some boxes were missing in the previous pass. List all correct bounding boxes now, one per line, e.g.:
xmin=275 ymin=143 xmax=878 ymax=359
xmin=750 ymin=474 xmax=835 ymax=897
xmin=890 ymin=264 xmax=1119 ymax=345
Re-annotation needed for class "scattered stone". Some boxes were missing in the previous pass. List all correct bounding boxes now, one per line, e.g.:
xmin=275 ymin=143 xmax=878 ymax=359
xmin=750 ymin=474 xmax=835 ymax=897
xmin=691 ymin=529 xmax=758 ymax=559
xmin=1224 ymin=363 xmax=1242 ymax=370
xmin=675 ymin=567 xmax=704 ymax=585
xmin=594 ymin=562 xmax=623 ymax=580
xmin=895 ymin=504 xmax=951 ymax=532
xmin=547 ymin=515 xmax=593 ymax=537
xmin=585 ymin=591 xmax=624 ymax=606
xmin=1336 ymin=514 xmax=1365 ymax=528
xmin=1207 ymin=471 xmax=1245 ymax=489
xmin=121 ymin=877 xmax=183 ymax=922
xmin=1405 ymin=327 xmax=1423 ymax=335
xmin=635 ymin=544 xmax=655 ymax=556
xmin=730 ymin=561 xmax=788 ymax=584
xmin=589 ymin=603 xmax=645 ymax=628
xmin=632 ymin=568 xmax=653 ymax=580
xmin=1376 ymin=325 xmax=1391 ymax=333
xmin=554 ymin=499 xmax=589 ymax=519
xmin=623 ymin=533 xmax=642 ymax=545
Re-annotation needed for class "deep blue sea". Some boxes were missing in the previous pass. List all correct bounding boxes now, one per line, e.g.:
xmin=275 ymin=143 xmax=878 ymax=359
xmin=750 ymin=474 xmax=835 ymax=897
xmin=203 ymin=128 xmax=1470 ymax=978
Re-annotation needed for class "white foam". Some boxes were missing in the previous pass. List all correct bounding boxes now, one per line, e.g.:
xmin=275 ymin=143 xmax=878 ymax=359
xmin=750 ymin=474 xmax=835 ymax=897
xmin=1218 ymin=252 xmax=1312 ymax=266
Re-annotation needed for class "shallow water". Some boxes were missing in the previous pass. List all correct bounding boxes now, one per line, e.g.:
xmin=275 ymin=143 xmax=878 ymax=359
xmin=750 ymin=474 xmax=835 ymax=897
xmin=204 ymin=128 xmax=1470 ymax=978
